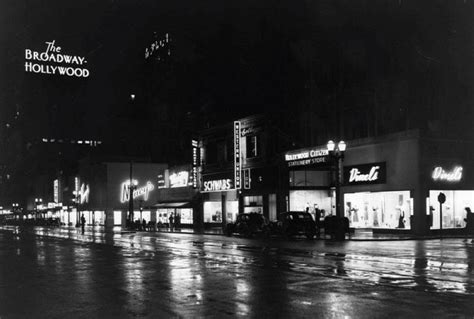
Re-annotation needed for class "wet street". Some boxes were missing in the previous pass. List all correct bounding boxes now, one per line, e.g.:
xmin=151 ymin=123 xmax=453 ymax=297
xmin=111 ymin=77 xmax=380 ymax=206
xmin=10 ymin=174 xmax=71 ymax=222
xmin=1 ymin=227 xmax=474 ymax=318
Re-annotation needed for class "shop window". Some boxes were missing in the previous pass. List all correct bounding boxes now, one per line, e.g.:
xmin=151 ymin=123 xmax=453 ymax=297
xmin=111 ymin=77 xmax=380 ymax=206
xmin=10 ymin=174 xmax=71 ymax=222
xmin=177 ymin=208 xmax=193 ymax=224
xmin=289 ymin=170 xmax=330 ymax=187
xmin=204 ymin=202 xmax=222 ymax=223
xmin=244 ymin=196 xmax=263 ymax=206
xmin=428 ymin=190 xmax=472 ymax=229
xmin=246 ymin=135 xmax=259 ymax=158
xmin=114 ymin=211 xmax=122 ymax=226
xmin=344 ymin=191 xmax=412 ymax=229
xmin=289 ymin=190 xmax=333 ymax=219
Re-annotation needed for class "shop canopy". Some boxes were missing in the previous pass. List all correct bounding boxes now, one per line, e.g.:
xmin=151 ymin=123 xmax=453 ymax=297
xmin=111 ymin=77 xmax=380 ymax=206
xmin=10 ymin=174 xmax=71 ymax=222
xmin=154 ymin=202 xmax=191 ymax=208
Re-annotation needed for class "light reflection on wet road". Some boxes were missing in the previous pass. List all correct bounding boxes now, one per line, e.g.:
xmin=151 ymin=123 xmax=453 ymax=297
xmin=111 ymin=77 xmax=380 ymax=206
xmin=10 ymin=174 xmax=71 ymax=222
xmin=0 ymin=226 xmax=473 ymax=317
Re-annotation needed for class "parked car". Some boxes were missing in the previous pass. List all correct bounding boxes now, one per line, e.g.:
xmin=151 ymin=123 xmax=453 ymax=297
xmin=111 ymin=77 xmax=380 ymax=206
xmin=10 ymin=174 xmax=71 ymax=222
xmin=226 ymin=213 xmax=270 ymax=237
xmin=277 ymin=211 xmax=317 ymax=239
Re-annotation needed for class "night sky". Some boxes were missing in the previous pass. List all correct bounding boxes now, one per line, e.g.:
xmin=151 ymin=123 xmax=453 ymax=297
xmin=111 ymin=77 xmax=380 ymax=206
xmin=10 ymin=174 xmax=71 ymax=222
xmin=1 ymin=0 xmax=474 ymax=142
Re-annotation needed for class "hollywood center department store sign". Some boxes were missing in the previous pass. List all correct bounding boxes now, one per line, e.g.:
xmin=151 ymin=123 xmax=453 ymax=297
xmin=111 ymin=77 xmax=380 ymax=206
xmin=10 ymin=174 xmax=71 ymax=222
xmin=25 ymin=40 xmax=90 ymax=78
xmin=343 ymin=162 xmax=387 ymax=185
xmin=284 ymin=147 xmax=329 ymax=167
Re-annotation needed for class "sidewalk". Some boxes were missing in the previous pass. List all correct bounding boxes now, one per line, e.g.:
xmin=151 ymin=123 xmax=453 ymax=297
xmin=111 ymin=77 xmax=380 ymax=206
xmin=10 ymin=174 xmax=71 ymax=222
xmin=1 ymin=224 xmax=466 ymax=241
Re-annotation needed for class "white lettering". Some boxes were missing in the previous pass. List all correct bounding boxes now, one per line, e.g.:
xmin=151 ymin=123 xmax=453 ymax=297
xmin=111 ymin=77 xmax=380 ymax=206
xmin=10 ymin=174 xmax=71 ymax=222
xmin=120 ymin=180 xmax=155 ymax=203
xmin=432 ymin=166 xmax=463 ymax=182
xmin=203 ymin=179 xmax=233 ymax=192
xmin=24 ymin=41 xmax=90 ymax=78
xmin=349 ymin=166 xmax=380 ymax=183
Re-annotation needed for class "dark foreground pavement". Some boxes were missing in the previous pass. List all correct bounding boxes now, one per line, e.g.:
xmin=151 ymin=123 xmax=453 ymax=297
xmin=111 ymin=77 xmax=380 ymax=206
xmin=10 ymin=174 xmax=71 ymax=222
xmin=0 ymin=226 xmax=474 ymax=318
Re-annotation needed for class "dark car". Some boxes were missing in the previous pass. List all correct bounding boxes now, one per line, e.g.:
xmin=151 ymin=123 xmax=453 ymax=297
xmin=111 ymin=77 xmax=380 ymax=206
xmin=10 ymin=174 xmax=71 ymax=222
xmin=226 ymin=213 xmax=269 ymax=237
xmin=277 ymin=211 xmax=317 ymax=239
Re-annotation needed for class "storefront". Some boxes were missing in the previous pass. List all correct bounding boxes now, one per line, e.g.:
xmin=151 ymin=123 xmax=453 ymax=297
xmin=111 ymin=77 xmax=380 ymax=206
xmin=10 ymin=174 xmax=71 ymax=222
xmin=285 ymin=146 xmax=334 ymax=222
xmin=425 ymin=164 xmax=473 ymax=231
xmin=201 ymin=172 xmax=239 ymax=227
xmin=154 ymin=165 xmax=200 ymax=229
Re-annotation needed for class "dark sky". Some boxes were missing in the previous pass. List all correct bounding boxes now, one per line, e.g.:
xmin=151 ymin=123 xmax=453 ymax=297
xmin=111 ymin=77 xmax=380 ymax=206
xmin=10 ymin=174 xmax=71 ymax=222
xmin=1 ymin=0 xmax=474 ymax=141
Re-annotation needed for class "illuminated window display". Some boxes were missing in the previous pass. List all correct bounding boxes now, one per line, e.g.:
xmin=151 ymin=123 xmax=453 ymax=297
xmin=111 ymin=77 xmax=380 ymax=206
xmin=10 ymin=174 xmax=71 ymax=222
xmin=93 ymin=211 xmax=105 ymax=225
xmin=156 ymin=208 xmax=193 ymax=224
xmin=243 ymin=196 xmax=263 ymax=215
xmin=203 ymin=201 xmax=238 ymax=223
xmin=114 ymin=211 xmax=122 ymax=225
xmin=289 ymin=190 xmax=333 ymax=215
xmin=427 ymin=190 xmax=472 ymax=229
xmin=139 ymin=210 xmax=151 ymax=222
xmin=344 ymin=191 xmax=413 ymax=229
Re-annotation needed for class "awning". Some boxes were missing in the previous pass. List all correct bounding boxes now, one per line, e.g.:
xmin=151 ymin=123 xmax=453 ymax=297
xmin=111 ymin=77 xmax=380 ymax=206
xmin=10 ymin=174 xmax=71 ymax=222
xmin=154 ymin=202 xmax=191 ymax=208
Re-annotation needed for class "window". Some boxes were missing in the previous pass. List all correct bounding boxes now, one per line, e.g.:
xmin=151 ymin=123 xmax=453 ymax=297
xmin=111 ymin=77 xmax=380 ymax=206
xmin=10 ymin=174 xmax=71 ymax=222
xmin=246 ymin=135 xmax=259 ymax=158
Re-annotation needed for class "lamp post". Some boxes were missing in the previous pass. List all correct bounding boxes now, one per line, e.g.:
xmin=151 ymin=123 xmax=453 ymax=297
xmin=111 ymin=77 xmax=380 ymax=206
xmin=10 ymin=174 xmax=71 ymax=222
xmin=128 ymin=161 xmax=137 ymax=227
xmin=327 ymin=140 xmax=346 ymax=218
xmin=12 ymin=203 xmax=19 ymax=220
xmin=34 ymin=198 xmax=42 ymax=219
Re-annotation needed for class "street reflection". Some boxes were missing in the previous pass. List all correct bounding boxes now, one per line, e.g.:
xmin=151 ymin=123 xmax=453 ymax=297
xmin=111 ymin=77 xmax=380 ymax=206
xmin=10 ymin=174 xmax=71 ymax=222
xmin=465 ymin=243 xmax=474 ymax=294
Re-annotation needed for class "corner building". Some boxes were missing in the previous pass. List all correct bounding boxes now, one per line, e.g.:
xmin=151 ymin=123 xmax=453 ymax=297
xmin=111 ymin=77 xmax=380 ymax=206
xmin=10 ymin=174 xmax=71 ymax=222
xmin=284 ymin=130 xmax=474 ymax=235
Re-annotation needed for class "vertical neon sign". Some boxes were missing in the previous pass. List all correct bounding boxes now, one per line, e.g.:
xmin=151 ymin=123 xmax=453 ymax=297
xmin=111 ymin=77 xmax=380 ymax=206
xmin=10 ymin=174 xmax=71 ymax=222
xmin=192 ymin=139 xmax=199 ymax=189
xmin=234 ymin=121 xmax=241 ymax=189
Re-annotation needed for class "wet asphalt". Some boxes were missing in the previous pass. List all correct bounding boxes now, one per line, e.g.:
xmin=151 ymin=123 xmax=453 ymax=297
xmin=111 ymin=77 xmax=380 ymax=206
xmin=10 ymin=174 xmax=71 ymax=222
xmin=0 ymin=226 xmax=473 ymax=318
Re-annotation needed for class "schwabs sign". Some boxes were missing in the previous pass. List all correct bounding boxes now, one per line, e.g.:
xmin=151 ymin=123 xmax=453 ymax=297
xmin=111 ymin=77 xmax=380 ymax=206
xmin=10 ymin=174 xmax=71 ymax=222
xmin=25 ymin=40 xmax=90 ymax=78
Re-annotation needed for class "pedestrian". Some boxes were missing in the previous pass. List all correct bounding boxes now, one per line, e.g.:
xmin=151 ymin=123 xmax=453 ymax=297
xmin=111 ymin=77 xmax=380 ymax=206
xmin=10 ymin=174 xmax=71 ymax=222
xmin=463 ymin=207 xmax=474 ymax=243
xmin=314 ymin=205 xmax=322 ymax=237
xmin=80 ymin=214 xmax=86 ymax=234
xmin=176 ymin=213 xmax=181 ymax=230
xmin=142 ymin=218 xmax=147 ymax=231
xmin=169 ymin=214 xmax=174 ymax=231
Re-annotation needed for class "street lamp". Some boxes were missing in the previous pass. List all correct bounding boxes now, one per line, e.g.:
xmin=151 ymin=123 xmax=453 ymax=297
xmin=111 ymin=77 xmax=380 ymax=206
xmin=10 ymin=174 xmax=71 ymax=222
xmin=327 ymin=140 xmax=346 ymax=218
xmin=34 ymin=198 xmax=43 ymax=219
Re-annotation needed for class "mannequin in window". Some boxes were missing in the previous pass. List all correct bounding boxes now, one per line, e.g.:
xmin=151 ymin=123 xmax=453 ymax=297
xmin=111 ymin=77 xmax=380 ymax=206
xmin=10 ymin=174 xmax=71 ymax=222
xmin=397 ymin=211 xmax=405 ymax=229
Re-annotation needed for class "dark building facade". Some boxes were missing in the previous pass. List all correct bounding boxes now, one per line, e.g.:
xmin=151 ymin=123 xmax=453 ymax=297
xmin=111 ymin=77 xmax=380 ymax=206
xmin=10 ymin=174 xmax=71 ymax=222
xmin=198 ymin=114 xmax=290 ymax=230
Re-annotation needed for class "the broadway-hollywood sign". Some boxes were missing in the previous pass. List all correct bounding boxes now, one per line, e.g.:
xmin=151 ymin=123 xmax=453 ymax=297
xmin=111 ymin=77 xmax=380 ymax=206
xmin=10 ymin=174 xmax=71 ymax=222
xmin=25 ymin=40 xmax=90 ymax=78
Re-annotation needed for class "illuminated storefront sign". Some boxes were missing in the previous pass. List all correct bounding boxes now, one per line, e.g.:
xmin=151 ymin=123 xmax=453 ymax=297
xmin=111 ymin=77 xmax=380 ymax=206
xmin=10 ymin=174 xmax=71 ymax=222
xmin=343 ymin=162 xmax=387 ymax=185
xmin=169 ymin=171 xmax=189 ymax=188
xmin=192 ymin=139 xmax=199 ymax=189
xmin=25 ymin=40 xmax=90 ymax=78
xmin=234 ymin=121 xmax=242 ymax=189
xmin=243 ymin=168 xmax=251 ymax=189
xmin=78 ymin=183 xmax=90 ymax=204
xmin=285 ymin=147 xmax=329 ymax=167
xmin=432 ymin=166 xmax=463 ymax=182
xmin=54 ymin=179 xmax=59 ymax=203
xmin=203 ymin=179 xmax=233 ymax=192
xmin=120 ymin=180 xmax=155 ymax=203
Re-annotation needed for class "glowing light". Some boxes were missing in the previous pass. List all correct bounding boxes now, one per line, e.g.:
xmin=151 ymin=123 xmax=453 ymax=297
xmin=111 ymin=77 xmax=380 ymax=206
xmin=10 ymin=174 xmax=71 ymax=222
xmin=432 ymin=166 xmax=463 ymax=182
xmin=120 ymin=180 xmax=155 ymax=203
xmin=203 ymin=179 xmax=233 ymax=192
xmin=169 ymin=171 xmax=189 ymax=188
xmin=24 ymin=40 xmax=90 ymax=78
